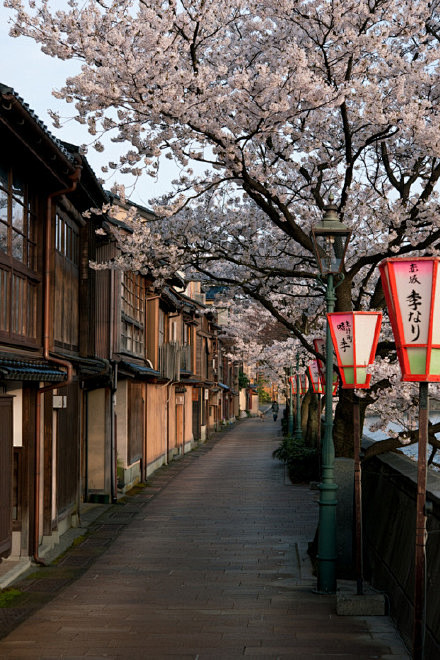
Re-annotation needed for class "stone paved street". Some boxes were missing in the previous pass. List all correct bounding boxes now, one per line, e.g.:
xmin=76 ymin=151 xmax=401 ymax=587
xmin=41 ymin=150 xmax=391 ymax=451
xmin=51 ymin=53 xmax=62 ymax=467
xmin=0 ymin=417 xmax=409 ymax=659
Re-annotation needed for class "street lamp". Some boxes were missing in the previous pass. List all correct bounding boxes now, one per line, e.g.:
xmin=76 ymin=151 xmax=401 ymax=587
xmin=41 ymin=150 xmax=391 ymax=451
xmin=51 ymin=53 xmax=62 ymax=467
xmin=310 ymin=195 xmax=352 ymax=594
xmin=379 ymin=256 xmax=440 ymax=660
xmin=327 ymin=311 xmax=382 ymax=596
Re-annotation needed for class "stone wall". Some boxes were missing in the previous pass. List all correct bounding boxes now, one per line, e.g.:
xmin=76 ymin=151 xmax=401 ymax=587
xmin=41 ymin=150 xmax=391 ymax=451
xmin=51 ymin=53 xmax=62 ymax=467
xmin=362 ymin=440 xmax=440 ymax=659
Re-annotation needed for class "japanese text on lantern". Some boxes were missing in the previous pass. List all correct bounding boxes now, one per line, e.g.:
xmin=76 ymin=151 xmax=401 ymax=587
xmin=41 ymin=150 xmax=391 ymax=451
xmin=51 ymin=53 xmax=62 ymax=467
xmin=336 ymin=320 xmax=353 ymax=353
xmin=393 ymin=259 xmax=432 ymax=346
xmin=406 ymin=263 xmax=422 ymax=343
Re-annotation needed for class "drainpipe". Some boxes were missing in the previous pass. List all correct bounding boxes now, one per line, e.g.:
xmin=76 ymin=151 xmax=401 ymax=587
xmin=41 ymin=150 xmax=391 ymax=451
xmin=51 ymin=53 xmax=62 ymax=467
xmin=34 ymin=163 xmax=82 ymax=565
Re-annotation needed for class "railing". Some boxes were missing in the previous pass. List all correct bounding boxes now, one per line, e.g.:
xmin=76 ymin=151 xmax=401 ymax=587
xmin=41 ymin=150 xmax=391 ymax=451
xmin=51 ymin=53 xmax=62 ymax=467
xmin=158 ymin=342 xmax=193 ymax=380
xmin=159 ymin=342 xmax=180 ymax=381
xmin=180 ymin=343 xmax=192 ymax=373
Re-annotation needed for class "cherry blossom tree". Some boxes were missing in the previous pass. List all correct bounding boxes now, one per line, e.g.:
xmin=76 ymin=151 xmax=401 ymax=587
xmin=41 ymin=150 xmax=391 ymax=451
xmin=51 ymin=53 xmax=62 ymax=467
xmin=6 ymin=0 xmax=440 ymax=457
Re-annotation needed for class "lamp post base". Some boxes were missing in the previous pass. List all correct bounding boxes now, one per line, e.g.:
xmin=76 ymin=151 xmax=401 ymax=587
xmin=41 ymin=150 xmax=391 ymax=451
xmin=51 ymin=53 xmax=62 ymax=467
xmin=316 ymin=481 xmax=338 ymax=594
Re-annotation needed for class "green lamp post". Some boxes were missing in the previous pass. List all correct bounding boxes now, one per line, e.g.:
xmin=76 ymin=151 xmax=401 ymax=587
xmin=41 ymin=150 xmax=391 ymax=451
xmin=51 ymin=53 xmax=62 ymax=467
xmin=310 ymin=195 xmax=352 ymax=594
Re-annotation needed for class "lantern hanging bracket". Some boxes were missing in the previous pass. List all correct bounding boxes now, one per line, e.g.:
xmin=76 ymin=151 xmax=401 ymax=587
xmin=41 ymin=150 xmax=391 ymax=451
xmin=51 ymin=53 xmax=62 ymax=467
xmin=315 ymin=272 xmax=345 ymax=289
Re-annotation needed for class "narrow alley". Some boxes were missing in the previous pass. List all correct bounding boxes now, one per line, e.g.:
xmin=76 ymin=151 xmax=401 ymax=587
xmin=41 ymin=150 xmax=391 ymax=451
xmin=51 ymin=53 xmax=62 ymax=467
xmin=0 ymin=417 xmax=408 ymax=659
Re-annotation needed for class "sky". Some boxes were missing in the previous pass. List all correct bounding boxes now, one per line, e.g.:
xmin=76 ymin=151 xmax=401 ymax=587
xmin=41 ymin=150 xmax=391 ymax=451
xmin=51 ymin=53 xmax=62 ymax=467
xmin=0 ymin=3 xmax=176 ymax=207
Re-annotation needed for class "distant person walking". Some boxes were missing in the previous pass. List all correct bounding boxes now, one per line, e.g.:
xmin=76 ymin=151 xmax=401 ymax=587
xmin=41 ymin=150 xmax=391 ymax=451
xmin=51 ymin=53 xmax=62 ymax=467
xmin=271 ymin=400 xmax=279 ymax=421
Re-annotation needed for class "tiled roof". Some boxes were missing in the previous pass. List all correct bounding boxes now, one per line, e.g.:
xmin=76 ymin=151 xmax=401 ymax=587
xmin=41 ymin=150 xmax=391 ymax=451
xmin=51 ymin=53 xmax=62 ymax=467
xmin=119 ymin=360 xmax=160 ymax=379
xmin=0 ymin=356 xmax=66 ymax=382
xmin=0 ymin=83 xmax=75 ymax=164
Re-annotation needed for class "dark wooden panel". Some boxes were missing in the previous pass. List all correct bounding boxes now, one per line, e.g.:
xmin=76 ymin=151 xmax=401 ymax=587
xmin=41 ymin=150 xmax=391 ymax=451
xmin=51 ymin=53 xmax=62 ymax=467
xmin=54 ymin=252 xmax=79 ymax=350
xmin=79 ymin=224 xmax=90 ymax=356
xmin=0 ymin=397 xmax=13 ymax=557
xmin=43 ymin=391 xmax=53 ymax=535
xmin=128 ymin=382 xmax=144 ymax=465
xmin=94 ymin=242 xmax=117 ymax=359
xmin=192 ymin=394 xmax=200 ymax=442
xmin=94 ymin=269 xmax=111 ymax=358
xmin=195 ymin=334 xmax=202 ymax=379
xmin=21 ymin=386 xmax=36 ymax=555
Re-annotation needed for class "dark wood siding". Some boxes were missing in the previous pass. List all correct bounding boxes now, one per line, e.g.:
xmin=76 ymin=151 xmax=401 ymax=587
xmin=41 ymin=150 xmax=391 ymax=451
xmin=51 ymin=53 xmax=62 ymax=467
xmin=43 ymin=391 xmax=53 ymax=535
xmin=54 ymin=212 xmax=79 ymax=351
xmin=0 ymin=397 xmax=13 ymax=557
xmin=128 ymin=382 xmax=144 ymax=465
xmin=94 ymin=243 xmax=117 ymax=359
xmin=56 ymin=383 xmax=79 ymax=515
xmin=192 ymin=390 xmax=200 ymax=441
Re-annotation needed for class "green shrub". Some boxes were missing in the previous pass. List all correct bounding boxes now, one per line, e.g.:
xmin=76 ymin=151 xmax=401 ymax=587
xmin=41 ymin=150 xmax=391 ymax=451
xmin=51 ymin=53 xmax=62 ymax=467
xmin=259 ymin=389 xmax=271 ymax=403
xmin=0 ymin=588 xmax=23 ymax=608
xmin=272 ymin=437 xmax=319 ymax=483
xmin=238 ymin=371 xmax=250 ymax=389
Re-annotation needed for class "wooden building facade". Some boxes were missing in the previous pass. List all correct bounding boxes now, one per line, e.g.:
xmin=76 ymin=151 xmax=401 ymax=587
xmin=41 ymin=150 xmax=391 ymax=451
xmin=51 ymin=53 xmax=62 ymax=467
xmin=0 ymin=84 xmax=239 ymax=573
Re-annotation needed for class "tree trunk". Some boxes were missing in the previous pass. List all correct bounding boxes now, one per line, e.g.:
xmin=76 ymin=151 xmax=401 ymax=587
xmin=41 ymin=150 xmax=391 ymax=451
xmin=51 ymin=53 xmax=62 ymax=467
xmin=303 ymin=392 xmax=320 ymax=449
xmin=333 ymin=389 xmax=368 ymax=457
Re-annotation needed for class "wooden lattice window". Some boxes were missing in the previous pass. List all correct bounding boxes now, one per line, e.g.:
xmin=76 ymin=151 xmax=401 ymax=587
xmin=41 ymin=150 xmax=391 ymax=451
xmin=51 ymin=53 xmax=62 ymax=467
xmin=0 ymin=165 xmax=36 ymax=270
xmin=0 ymin=165 xmax=39 ymax=344
xmin=55 ymin=213 xmax=79 ymax=265
xmin=121 ymin=272 xmax=146 ymax=356
xmin=54 ymin=212 xmax=80 ymax=350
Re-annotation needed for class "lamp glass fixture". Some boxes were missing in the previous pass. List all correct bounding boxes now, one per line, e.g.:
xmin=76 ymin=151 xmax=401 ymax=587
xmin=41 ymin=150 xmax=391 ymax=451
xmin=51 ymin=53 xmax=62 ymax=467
xmin=310 ymin=196 xmax=352 ymax=275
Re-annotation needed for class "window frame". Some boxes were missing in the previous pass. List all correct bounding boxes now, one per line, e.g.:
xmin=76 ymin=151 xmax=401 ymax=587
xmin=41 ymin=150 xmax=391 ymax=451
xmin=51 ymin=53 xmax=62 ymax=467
xmin=120 ymin=272 xmax=146 ymax=357
xmin=0 ymin=166 xmax=40 ymax=346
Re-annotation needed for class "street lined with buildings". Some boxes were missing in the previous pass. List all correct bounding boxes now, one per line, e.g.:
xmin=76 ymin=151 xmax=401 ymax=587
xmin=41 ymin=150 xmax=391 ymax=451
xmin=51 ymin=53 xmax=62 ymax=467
xmin=0 ymin=417 xmax=408 ymax=659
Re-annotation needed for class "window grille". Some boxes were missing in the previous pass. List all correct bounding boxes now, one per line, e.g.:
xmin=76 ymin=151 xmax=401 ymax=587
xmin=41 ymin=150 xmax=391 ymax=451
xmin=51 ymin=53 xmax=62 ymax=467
xmin=121 ymin=272 xmax=145 ymax=356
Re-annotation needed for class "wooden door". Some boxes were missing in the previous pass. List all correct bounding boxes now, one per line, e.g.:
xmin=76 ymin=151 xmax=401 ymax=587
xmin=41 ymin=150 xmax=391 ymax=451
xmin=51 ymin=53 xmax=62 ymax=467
xmin=192 ymin=389 xmax=200 ymax=441
xmin=0 ymin=397 xmax=13 ymax=558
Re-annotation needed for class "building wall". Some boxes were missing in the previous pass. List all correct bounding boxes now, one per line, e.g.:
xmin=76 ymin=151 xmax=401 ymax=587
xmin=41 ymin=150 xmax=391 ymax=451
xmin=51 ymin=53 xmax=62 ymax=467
xmin=87 ymin=388 xmax=108 ymax=493
xmin=145 ymin=383 xmax=167 ymax=471
xmin=250 ymin=392 xmax=260 ymax=415
xmin=239 ymin=389 xmax=247 ymax=416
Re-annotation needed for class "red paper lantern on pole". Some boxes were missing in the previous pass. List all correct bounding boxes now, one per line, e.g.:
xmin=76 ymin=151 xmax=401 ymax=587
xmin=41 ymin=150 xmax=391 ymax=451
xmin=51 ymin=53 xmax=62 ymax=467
xmin=327 ymin=310 xmax=382 ymax=596
xmin=379 ymin=256 xmax=439 ymax=659
xmin=379 ymin=257 xmax=440 ymax=381
xmin=289 ymin=375 xmax=297 ymax=395
xmin=308 ymin=360 xmax=324 ymax=394
xmin=290 ymin=373 xmax=308 ymax=395
xmin=313 ymin=338 xmax=339 ymax=394
xmin=327 ymin=312 xmax=382 ymax=389
xmin=299 ymin=371 xmax=308 ymax=395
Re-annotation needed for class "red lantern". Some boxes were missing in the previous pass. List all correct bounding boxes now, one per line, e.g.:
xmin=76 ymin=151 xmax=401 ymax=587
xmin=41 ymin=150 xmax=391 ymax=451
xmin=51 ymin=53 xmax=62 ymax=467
xmin=290 ymin=373 xmax=307 ymax=394
xmin=327 ymin=312 xmax=382 ymax=389
xmin=313 ymin=337 xmax=339 ymax=394
xmin=379 ymin=257 xmax=440 ymax=382
xmin=299 ymin=372 xmax=308 ymax=395
xmin=289 ymin=375 xmax=297 ymax=395
xmin=308 ymin=360 xmax=323 ymax=394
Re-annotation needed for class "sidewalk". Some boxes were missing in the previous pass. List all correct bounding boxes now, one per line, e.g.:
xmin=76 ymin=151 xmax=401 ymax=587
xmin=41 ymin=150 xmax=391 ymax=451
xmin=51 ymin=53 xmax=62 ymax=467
xmin=0 ymin=417 xmax=409 ymax=659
